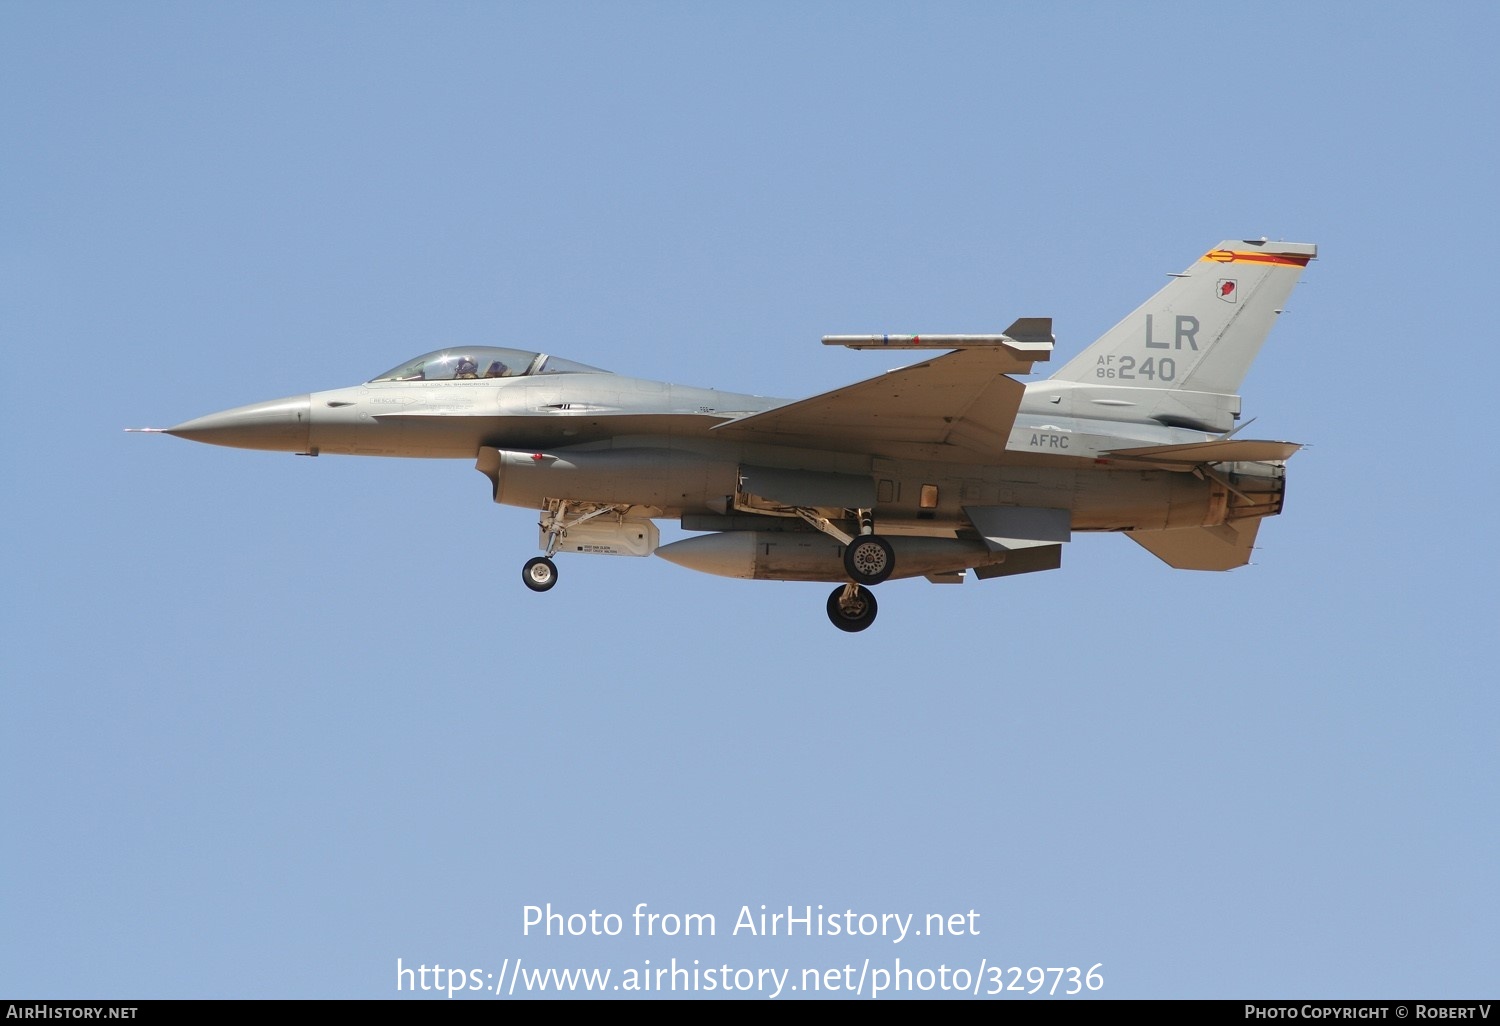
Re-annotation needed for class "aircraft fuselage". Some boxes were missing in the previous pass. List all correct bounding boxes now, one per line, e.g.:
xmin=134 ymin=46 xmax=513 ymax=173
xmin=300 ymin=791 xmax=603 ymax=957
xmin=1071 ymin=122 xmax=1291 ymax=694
xmin=168 ymin=371 xmax=1271 ymax=537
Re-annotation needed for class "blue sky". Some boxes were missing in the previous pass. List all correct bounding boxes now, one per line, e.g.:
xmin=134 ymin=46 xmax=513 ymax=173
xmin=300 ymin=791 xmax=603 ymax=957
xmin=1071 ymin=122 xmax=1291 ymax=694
xmin=3 ymin=2 xmax=1496 ymax=999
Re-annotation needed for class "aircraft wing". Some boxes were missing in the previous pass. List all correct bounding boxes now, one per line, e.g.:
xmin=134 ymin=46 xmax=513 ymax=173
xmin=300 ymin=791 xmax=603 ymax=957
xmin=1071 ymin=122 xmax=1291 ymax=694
xmin=712 ymin=346 xmax=1047 ymax=457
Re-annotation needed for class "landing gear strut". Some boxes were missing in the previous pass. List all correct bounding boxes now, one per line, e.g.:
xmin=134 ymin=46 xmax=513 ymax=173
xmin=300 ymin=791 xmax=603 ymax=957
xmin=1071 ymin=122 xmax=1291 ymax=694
xmin=784 ymin=506 xmax=888 ymax=629
xmin=826 ymin=583 xmax=878 ymax=633
xmin=520 ymin=499 xmax=629 ymax=594
xmin=784 ymin=505 xmax=897 ymax=587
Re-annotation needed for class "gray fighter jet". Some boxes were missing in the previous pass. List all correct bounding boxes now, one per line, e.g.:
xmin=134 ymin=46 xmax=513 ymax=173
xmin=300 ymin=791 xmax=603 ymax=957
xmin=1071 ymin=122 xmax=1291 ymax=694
xmin=135 ymin=239 xmax=1314 ymax=632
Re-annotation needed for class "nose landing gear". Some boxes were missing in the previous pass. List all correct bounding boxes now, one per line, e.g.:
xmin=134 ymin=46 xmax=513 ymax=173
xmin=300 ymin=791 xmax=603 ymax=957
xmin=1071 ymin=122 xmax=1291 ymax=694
xmin=522 ymin=556 xmax=558 ymax=592
xmin=518 ymin=499 xmax=651 ymax=594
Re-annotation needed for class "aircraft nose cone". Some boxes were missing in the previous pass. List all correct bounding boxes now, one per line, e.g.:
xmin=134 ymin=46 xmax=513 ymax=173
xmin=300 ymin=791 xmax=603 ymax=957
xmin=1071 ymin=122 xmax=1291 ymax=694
xmin=166 ymin=394 xmax=312 ymax=452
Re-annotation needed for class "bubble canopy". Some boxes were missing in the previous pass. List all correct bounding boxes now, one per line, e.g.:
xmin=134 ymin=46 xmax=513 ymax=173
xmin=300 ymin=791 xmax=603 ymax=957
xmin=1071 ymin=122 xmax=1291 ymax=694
xmin=369 ymin=347 xmax=606 ymax=383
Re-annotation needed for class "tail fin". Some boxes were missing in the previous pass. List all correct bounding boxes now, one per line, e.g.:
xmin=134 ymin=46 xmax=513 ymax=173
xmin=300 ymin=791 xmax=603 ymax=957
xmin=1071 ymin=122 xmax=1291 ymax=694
xmin=1050 ymin=239 xmax=1315 ymax=397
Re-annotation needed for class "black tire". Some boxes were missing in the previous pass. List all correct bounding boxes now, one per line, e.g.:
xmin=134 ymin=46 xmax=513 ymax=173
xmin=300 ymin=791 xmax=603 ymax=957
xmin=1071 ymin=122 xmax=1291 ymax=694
xmin=522 ymin=556 xmax=558 ymax=592
xmin=843 ymin=535 xmax=895 ymax=585
xmin=826 ymin=585 xmax=878 ymax=633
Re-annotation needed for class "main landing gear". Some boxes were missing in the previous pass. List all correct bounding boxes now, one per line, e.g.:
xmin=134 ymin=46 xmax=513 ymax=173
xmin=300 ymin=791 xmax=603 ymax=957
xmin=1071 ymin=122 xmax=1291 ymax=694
xmin=842 ymin=534 xmax=894 ymax=586
xmin=786 ymin=505 xmax=896 ymax=588
xmin=824 ymin=509 xmax=890 ymax=632
xmin=827 ymin=583 xmax=878 ymax=632
xmin=519 ymin=497 xmax=895 ymax=633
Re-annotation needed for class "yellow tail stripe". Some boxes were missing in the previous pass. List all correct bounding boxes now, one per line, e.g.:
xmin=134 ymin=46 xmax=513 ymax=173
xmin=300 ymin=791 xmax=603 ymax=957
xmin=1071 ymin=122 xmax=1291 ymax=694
xmin=1201 ymin=249 xmax=1312 ymax=267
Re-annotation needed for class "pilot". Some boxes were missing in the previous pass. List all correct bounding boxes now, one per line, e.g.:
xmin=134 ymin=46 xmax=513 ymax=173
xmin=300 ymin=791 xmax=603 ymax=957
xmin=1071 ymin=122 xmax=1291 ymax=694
xmin=483 ymin=360 xmax=509 ymax=378
xmin=455 ymin=356 xmax=479 ymax=378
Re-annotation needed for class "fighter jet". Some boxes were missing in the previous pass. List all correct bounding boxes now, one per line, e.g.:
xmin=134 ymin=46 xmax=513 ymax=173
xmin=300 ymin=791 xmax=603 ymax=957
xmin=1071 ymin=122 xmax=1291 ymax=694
xmin=134 ymin=239 xmax=1314 ymax=632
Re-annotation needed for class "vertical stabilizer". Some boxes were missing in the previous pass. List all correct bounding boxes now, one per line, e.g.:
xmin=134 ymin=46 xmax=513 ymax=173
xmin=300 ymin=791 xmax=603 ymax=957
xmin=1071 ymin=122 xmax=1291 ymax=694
xmin=1050 ymin=239 xmax=1315 ymax=396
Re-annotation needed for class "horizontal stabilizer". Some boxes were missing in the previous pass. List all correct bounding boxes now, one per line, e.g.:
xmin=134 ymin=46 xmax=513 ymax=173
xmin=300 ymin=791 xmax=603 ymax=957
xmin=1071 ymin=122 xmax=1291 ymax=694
xmin=1127 ymin=519 xmax=1262 ymax=570
xmin=965 ymin=505 xmax=1071 ymax=552
xmin=1103 ymin=439 xmax=1302 ymax=466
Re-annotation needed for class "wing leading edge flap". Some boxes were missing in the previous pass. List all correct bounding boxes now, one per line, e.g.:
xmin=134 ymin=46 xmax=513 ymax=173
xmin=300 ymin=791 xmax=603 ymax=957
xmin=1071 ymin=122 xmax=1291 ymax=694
xmin=713 ymin=346 xmax=1048 ymax=457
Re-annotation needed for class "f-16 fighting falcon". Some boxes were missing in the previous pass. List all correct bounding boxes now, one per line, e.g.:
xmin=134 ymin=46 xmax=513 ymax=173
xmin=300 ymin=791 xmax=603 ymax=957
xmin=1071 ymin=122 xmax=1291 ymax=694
xmin=134 ymin=239 xmax=1315 ymax=632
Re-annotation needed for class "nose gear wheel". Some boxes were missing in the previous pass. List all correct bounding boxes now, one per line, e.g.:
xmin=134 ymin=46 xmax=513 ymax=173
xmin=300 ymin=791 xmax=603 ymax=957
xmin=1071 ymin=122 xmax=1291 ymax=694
xmin=522 ymin=556 xmax=558 ymax=592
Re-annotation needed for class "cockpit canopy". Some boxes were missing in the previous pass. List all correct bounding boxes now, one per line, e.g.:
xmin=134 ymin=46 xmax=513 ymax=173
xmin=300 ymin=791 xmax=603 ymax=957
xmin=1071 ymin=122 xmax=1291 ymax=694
xmin=369 ymin=347 xmax=606 ymax=383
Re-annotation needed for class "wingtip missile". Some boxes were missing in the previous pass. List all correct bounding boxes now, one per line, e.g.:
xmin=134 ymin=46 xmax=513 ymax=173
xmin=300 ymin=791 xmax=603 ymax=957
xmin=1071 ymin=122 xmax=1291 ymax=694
xmin=822 ymin=318 xmax=1054 ymax=357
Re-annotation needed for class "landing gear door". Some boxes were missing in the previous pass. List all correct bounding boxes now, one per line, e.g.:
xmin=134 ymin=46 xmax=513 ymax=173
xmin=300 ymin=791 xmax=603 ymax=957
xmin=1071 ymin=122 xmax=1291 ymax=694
xmin=539 ymin=518 xmax=659 ymax=557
